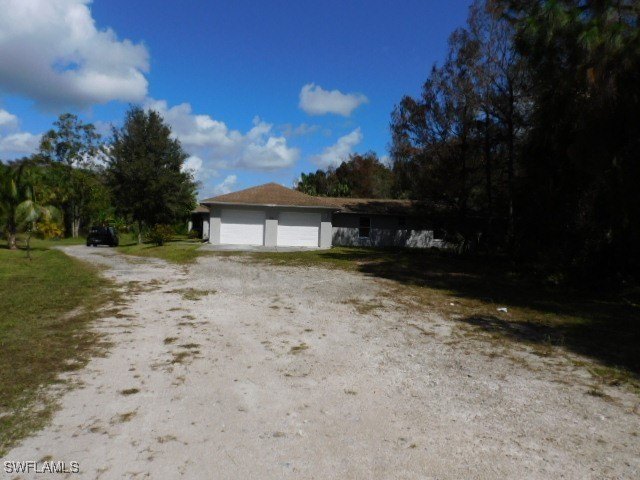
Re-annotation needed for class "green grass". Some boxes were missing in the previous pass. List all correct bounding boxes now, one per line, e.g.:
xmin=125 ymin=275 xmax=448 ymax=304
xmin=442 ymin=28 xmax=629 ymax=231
xmin=117 ymin=235 xmax=205 ymax=264
xmin=0 ymin=239 xmax=113 ymax=455
xmin=227 ymin=247 xmax=640 ymax=390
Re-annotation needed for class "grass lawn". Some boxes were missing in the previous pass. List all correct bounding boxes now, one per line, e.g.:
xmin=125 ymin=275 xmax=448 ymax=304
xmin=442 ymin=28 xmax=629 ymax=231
xmin=225 ymin=247 xmax=640 ymax=391
xmin=0 ymin=237 xmax=113 ymax=455
xmin=117 ymin=235 xmax=205 ymax=264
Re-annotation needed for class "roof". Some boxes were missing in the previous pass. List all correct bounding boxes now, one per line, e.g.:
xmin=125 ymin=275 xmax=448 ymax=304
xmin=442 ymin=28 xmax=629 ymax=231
xmin=327 ymin=197 xmax=424 ymax=216
xmin=200 ymin=183 xmax=337 ymax=209
xmin=199 ymin=182 xmax=445 ymax=216
xmin=192 ymin=204 xmax=209 ymax=214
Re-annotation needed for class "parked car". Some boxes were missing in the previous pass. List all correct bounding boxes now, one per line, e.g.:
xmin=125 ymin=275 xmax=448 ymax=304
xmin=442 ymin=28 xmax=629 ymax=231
xmin=86 ymin=226 xmax=119 ymax=247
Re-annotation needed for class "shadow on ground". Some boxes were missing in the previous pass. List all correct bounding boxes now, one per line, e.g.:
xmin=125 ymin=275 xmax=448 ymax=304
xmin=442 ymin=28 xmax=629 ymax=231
xmin=316 ymin=248 xmax=640 ymax=377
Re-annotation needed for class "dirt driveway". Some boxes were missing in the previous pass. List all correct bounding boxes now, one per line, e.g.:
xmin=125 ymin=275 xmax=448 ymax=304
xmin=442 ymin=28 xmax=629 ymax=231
xmin=5 ymin=246 xmax=639 ymax=479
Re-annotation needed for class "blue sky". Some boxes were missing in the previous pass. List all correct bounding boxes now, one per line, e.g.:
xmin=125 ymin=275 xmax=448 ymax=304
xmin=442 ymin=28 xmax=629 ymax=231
xmin=0 ymin=0 xmax=472 ymax=197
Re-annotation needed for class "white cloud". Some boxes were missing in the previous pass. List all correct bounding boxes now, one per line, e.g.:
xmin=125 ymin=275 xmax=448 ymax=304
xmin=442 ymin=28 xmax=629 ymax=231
xmin=0 ymin=131 xmax=41 ymax=154
xmin=145 ymin=99 xmax=300 ymax=172
xmin=0 ymin=109 xmax=18 ymax=128
xmin=182 ymin=155 xmax=202 ymax=174
xmin=0 ymin=0 xmax=149 ymax=109
xmin=299 ymin=83 xmax=368 ymax=117
xmin=211 ymin=174 xmax=237 ymax=196
xmin=310 ymin=128 xmax=363 ymax=168
xmin=0 ymin=108 xmax=41 ymax=155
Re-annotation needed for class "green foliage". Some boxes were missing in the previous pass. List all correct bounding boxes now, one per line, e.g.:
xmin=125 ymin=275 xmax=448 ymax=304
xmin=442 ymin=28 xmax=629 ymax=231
xmin=506 ymin=0 xmax=640 ymax=281
xmin=296 ymin=152 xmax=393 ymax=198
xmin=37 ymin=113 xmax=107 ymax=237
xmin=388 ymin=0 xmax=640 ymax=283
xmin=147 ymin=224 xmax=174 ymax=246
xmin=36 ymin=219 xmax=64 ymax=239
xmin=106 ymin=107 xmax=197 ymax=234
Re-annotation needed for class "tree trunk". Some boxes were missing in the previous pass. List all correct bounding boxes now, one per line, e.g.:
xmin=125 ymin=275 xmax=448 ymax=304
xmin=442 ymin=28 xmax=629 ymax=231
xmin=506 ymin=83 xmax=516 ymax=253
xmin=137 ymin=221 xmax=143 ymax=244
xmin=7 ymin=231 xmax=17 ymax=250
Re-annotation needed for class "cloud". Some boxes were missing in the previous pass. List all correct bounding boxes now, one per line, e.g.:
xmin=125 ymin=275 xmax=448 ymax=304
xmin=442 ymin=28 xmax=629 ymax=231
xmin=0 ymin=108 xmax=41 ymax=155
xmin=0 ymin=131 xmax=41 ymax=154
xmin=279 ymin=122 xmax=320 ymax=138
xmin=0 ymin=109 xmax=18 ymax=128
xmin=299 ymin=83 xmax=368 ymax=117
xmin=182 ymin=155 xmax=202 ymax=174
xmin=310 ymin=128 xmax=363 ymax=168
xmin=145 ymin=99 xmax=300 ymax=172
xmin=211 ymin=174 xmax=237 ymax=196
xmin=0 ymin=0 xmax=149 ymax=109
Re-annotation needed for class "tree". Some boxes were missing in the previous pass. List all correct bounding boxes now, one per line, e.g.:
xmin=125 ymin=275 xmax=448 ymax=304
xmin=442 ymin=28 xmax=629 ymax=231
xmin=334 ymin=152 xmax=394 ymax=198
xmin=506 ymin=0 xmax=640 ymax=280
xmin=296 ymin=152 xmax=394 ymax=198
xmin=38 ymin=113 xmax=104 ymax=237
xmin=0 ymin=159 xmax=59 ymax=254
xmin=106 ymin=106 xmax=197 ymax=243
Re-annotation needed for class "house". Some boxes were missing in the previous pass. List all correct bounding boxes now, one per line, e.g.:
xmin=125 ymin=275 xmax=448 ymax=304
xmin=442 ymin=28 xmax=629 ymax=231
xmin=191 ymin=182 xmax=449 ymax=249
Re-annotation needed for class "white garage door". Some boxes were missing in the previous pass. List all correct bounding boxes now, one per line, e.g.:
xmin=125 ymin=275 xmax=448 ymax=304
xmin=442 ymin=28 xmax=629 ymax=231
xmin=277 ymin=212 xmax=320 ymax=247
xmin=220 ymin=209 xmax=265 ymax=245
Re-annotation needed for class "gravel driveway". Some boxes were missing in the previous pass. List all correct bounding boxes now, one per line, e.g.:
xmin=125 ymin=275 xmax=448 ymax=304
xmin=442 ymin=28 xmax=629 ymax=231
xmin=5 ymin=246 xmax=639 ymax=479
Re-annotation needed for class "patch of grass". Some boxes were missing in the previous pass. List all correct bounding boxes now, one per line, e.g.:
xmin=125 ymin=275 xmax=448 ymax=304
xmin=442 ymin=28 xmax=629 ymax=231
xmin=167 ymin=288 xmax=216 ymax=301
xmin=119 ymin=388 xmax=140 ymax=396
xmin=117 ymin=237 xmax=205 ymax=264
xmin=342 ymin=297 xmax=385 ymax=315
xmin=171 ymin=350 xmax=198 ymax=364
xmin=164 ymin=337 xmax=178 ymax=345
xmin=114 ymin=411 xmax=137 ymax=423
xmin=289 ymin=343 xmax=309 ymax=354
xmin=0 ymin=241 xmax=113 ymax=455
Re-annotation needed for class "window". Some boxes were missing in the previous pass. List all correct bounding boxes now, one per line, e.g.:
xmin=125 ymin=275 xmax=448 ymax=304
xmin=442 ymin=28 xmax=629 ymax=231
xmin=359 ymin=217 xmax=371 ymax=238
xmin=433 ymin=227 xmax=445 ymax=240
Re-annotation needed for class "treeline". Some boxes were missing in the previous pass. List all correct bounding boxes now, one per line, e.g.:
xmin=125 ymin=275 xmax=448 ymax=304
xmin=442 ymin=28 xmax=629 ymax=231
xmin=1 ymin=107 xmax=197 ymax=249
xmin=297 ymin=0 xmax=640 ymax=284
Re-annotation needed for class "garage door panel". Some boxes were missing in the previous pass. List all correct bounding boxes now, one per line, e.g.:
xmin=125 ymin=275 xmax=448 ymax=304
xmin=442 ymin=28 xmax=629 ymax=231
xmin=220 ymin=209 xmax=265 ymax=245
xmin=277 ymin=212 xmax=320 ymax=247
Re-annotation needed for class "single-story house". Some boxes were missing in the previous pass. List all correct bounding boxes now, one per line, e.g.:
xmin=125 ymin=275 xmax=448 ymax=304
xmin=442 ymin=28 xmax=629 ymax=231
xmin=190 ymin=182 xmax=450 ymax=249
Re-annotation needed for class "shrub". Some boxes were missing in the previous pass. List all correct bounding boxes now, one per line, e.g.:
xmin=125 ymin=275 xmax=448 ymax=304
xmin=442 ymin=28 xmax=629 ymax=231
xmin=147 ymin=224 xmax=174 ymax=246
xmin=187 ymin=230 xmax=201 ymax=239
xmin=36 ymin=220 xmax=64 ymax=239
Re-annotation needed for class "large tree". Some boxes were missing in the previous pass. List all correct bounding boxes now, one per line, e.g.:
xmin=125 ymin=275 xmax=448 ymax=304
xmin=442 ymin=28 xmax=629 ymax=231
xmin=296 ymin=152 xmax=394 ymax=198
xmin=38 ymin=113 xmax=104 ymax=237
xmin=506 ymin=0 xmax=640 ymax=279
xmin=106 ymin=107 xmax=197 ymax=243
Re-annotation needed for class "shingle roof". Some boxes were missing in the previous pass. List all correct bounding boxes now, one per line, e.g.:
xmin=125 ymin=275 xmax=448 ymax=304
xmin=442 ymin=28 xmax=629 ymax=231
xmin=199 ymin=182 xmax=442 ymax=216
xmin=200 ymin=183 xmax=337 ymax=209
xmin=192 ymin=204 xmax=209 ymax=213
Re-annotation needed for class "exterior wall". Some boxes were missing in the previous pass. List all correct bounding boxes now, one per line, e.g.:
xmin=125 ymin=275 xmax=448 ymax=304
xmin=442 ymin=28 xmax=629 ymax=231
xmin=202 ymin=218 xmax=210 ymax=240
xmin=319 ymin=211 xmax=332 ymax=249
xmin=209 ymin=208 xmax=221 ymax=244
xmin=264 ymin=218 xmax=278 ymax=247
xmin=332 ymin=213 xmax=445 ymax=249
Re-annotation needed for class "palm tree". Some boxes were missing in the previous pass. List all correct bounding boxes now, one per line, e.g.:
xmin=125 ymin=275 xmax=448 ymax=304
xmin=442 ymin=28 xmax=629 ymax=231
xmin=1 ymin=160 xmax=59 ymax=253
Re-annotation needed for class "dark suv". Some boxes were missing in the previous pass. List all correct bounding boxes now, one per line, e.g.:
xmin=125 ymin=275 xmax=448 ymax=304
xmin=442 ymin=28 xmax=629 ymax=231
xmin=86 ymin=226 xmax=119 ymax=247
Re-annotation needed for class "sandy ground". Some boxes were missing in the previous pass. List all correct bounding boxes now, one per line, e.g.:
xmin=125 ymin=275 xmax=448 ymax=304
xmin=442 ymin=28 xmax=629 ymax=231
xmin=4 ymin=246 xmax=640 ymax=479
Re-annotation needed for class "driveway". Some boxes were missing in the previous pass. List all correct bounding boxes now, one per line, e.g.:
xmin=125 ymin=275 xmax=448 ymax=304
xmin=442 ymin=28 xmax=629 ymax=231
xmin=6 ymin=246 xmax=639 ymax=479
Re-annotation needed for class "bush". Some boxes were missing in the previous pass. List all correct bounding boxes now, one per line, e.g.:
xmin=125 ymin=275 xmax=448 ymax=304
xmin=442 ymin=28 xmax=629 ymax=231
xmin=147 ymin=224 xmax=174 ymax=246
xmin=187 ymin=229 xmax=201 ymax=239
xmin=36 ymin=220 xmax=64 ymax=239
